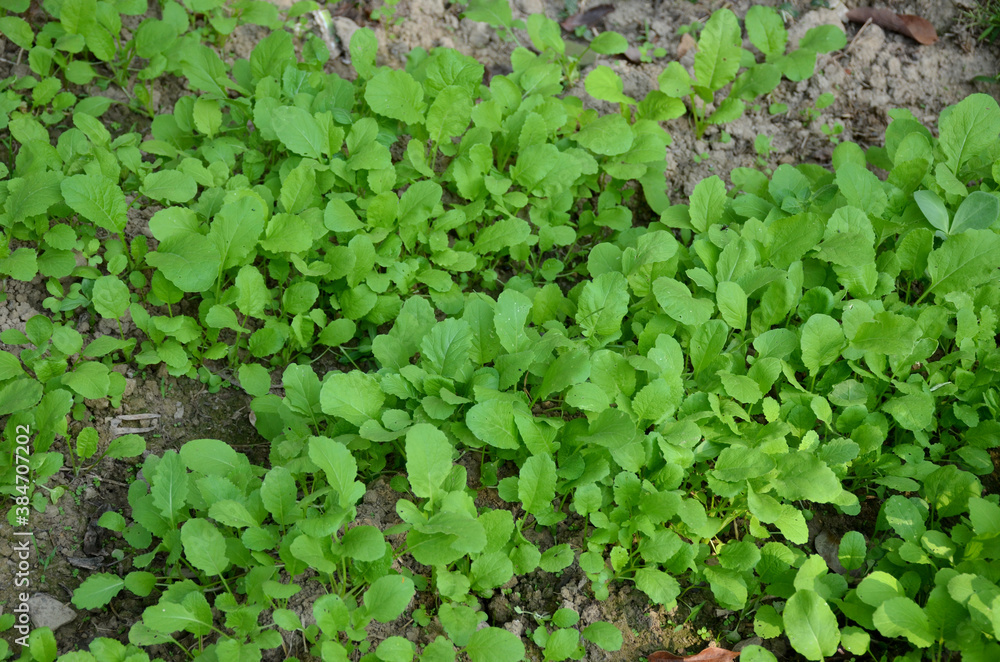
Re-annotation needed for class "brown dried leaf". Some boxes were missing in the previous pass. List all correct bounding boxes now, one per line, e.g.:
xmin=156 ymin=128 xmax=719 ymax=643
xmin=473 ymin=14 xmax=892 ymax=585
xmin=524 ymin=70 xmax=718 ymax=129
xmin=649 ymin=646 xmax=741 ymax=662
xmin=677 ymin=32 xmax=697 ymax=58
xmin=561 ymin=4 xmax=614 ymax=30
xmin=846 ymin=7 xmax=938 ymax=45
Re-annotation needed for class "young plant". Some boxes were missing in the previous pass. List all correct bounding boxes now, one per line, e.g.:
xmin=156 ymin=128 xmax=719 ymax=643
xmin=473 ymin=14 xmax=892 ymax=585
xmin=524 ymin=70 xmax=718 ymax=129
xmin=656 ymin=7 xmax=846 ymax=138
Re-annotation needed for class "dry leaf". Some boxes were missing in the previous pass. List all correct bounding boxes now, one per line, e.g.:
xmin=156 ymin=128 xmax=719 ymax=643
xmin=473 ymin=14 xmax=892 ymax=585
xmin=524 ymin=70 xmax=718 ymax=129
xmin=649 ymin=646 xmax=741 ymax=662
xmin=561 ymin=4 xmax=614 ymax=31
xmin=846 ymin=8 xmax=938 ymax=45
xmin=677 ymin=33 xmax=697 ymax=58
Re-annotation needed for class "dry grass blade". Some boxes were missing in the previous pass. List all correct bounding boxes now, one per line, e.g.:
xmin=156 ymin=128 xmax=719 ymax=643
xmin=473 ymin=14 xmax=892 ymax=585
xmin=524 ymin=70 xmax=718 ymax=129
xmin=846 ymin=7 xmax=939 ymax=45
xmin=561 ymin=4 xmax=614 ymax=30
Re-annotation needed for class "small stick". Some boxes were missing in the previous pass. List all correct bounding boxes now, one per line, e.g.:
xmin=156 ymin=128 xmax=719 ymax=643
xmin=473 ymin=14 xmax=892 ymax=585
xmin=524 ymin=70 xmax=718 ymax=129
xmin=847 ymin=18 xmax=874 ymax=52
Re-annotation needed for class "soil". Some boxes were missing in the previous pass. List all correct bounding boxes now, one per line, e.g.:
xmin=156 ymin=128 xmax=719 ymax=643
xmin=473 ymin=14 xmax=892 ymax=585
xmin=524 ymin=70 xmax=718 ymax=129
xmin=1 ymin=0 xmax=999 ymax=660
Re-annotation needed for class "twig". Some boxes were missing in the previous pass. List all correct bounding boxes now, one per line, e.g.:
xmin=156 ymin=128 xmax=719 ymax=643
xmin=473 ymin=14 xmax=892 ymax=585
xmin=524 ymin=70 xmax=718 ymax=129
xmin=847 ymin=18 xmax=874 ymax=52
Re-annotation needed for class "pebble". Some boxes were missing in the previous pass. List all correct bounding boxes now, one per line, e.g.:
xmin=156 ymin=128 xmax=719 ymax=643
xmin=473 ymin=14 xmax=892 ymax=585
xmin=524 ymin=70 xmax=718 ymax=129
xmin=464 ymin=19 xmax=492 ymax=48
xmin=332 ymin=17 xmax=361 ymax=53
xmin=513 ymin=0 xmax=544 ymax=16
xmin=28 ymin=594 xmax=76 ymax=632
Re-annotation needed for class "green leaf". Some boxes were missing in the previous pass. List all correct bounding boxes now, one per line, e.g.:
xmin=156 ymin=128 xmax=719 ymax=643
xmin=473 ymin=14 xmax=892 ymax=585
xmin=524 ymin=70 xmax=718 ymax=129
xmin=420 ymin=319 xmax=472 ymax=378
xmin=191 ymin=97 xmax=221 ymax=138
xmin=91 ymin=276 xmax=130 ymax=319
xmin=950 ymin=191 xmax=1000 ymax=234
xmin=146 ymin=231 xmax=221 ymax=293
xmin=72 ymin=573 xmax=125 ymax=609
xmin=377 ymin=637 xmax=415 ymax=662
xmin=320 ymin=370 xmax=384 ymax=426
xmin=76 ymin=427 xmax=98 ymax=459
xmin=466 ymin=627 xmax=526 ymax=662
xmin=179 ymin=438 xmax=240 ymax=476
xmin=783 ymin=589 xmax=840 ymax=661
xmin=462 ymin=0 xmax=513 ymax=29
xmin=272 ymin=106 xmax=325 ymax=159
xmin=745 ymin=6 xmax=786 ymax=58
xmin=914 ymin=190 xmax=949 ymax=233
xmin=658 ymin=61 xmax=692 ymax=98
xmin=774 ymin=451 xmax=842 ymax=503
xmin=250 ymin=29 xmax=294 ymax=80
xmin=577 ymin=272 xmax=629 ymax=340
xmin=694 ymin=8 xmax=741 ymax=92
xmin=105 ymin=434 xmax=144 ymax=459
xmin=856 ymin=571 xmax=904 ymax=607
xmin=851 ymin=312 xmax=921 ymax=355
xmin=150 ymin=450 xmax=188 ymax=523
xmin=349 ymin=27 xmax=377 ymax=78
xmin=179 ymin=44 xmax=231 ymax=97
xmin=873 ymin=597 xmax=934 ymax=648
xmin=924 ymin=230 xmax=1000 ymax=300
xmin=209 ymin=195 xmax=264 ymax=270
xmin=4 ymin=172 xmax=64 ymax=225
xmin=775 ymin=49 xmax=816 ymax=82
xmin=64 ymin=361 xmax=110 ymax=399
xmin=800 ymin=314 xmax=844 ymax=375
xmin=584 ymin=66 xmax=633 ymax=104
xmin=405 ymin=424 xmax=453 ymax=503
xmin=527 ymin=13 xmax=564 ymax=54
xmin=798 ymin=25 xmax=846 ymax=53
xmin=576 ymin=114 xmax=633 ymax=156
xmin=581 ymin=622 xmax=622 ymax=652
xmin=634 ymin=568 xmax=680 ymax=608
xmin=309 ymin=439 xmax=361 ymax=513
xmin=716 ymin=281 xmax=747 ymax=330
xmin=28 ymin=629 xmax=56 ymax=662
xmin=653 ymin=277 xmax=714 ymax=326
xmin=466 ymin=399 xmax=519 ymax=450
xmin=363 ymin=575 xmax=415 ymax=623
xmin=365 ymin=69 xmax=425 ymax=124
xmin=181 ymin=518 xmax=229 ymax=575
xmin=494 ymin=289 xmax=532 ymax=353
xmin=261 ymin=465 xmax=299 ymax=525
xmin=474 ymin=218 xmax=531 ymax=254
xmin=590 ymin=31 xmax=627 ymax=55
xmin=0 ymin=16 xmax=33 ymax=50
xmin=427 ymin=85 xmax=473 ymax=147
xmin=838 ymin=531 xmax=866 ymax=571
xmin=141 ymin=599 xmax=211 ymax=635
xmin=519 ymin=454 xmax=556 ymax=517
xmin=141 ymin=170 xmax=197 ymax=204
xmin=836 ymin=163 xmax=887 ymax=217
xmin=61 ymin=174 xmax=127 ymax=233
xmin=689 ymin=175 xmax=727 ymax=232
xmin=538 ymin=348 xmax=590 ymax=399
xmin=470 ymin=551 xmax=514 ymax=591
xmin=719 ymin=373 xmax=762 ymax=405
xmin=705 ymin=565 xmax=748 ymax=610
xmin=342 ymin=525 xmax=385 ymax=562
xmin=0 ymin=377 xmax=43 ymax=416
xmin=923 ymin=464 xmax=980 ymax=517
xmin=883 ymin=392 xmax=934 ymax=431
xmin=939 ymin=93 xmax=1000 ymax=173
